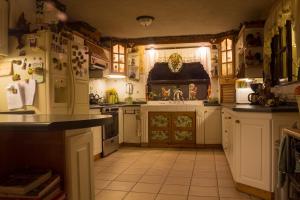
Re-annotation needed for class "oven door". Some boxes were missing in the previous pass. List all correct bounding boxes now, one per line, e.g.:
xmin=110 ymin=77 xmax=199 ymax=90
xmin=102 ymin=111 xmax=119 ymax=140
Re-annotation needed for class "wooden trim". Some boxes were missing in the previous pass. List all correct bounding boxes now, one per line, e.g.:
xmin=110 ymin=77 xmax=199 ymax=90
xmin=101 ymin=30 xmax=238 ymax=46
xmin=94 ymin=153 xmax=101 ymax=161
xmin=235 ymin=182 xmax=273 ymax=200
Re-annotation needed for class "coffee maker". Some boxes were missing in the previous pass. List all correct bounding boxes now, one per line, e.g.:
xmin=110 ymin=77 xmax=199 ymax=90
xmin=248 ymin=83 xmax=263 ymax=104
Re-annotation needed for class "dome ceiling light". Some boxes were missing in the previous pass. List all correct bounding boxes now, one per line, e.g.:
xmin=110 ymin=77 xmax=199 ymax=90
xmin=136 ymin=15 xmax=155 ymax=27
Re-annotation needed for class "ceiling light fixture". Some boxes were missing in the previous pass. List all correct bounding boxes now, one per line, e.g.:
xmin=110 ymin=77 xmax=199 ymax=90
xmin=136 ymin=15 xmax=155 ymax=27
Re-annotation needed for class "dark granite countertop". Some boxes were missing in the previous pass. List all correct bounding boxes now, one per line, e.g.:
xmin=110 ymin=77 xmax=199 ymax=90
xmin=0 ymin=114 xmax=112 ymax=131
xmin=89 ymin=102 xmax=147 ymax=109
xmin=230 ymin=104 xmax=299 ymax=113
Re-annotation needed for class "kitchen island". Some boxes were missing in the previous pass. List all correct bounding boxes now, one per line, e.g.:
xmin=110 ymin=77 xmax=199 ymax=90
xmin=0 ymin=114 xmax=112 ymax=200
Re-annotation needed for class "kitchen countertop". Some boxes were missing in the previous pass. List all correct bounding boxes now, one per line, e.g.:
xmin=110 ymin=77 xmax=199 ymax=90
xmin=223 ymin=104 xmax=299 ymax=112
xmin=90 ymin=102 xmax=147 ymax=109
xmin=0 ymin=114 xmax=113 ymax=131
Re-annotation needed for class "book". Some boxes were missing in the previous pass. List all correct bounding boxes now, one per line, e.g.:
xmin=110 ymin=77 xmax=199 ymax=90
xmin=0 ymin=186 xmax=61 ymax=200
xmin=51 ymin=192 xmax=66 ymax=200
xmin=0 ymin=175 xmax=60 ymax=199
xmin=0 ymin=169 xmax=52 ymax=195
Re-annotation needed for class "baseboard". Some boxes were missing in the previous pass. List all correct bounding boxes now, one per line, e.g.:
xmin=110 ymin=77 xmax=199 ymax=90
xmin=235 ymin=182 xmax=273 ymax=200
xmin=94 ymin=153 xmax=101 ymax=161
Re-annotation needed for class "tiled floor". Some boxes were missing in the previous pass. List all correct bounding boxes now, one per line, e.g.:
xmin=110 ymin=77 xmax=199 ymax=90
xmin=94 ymin=147 xmax=262 ymax=200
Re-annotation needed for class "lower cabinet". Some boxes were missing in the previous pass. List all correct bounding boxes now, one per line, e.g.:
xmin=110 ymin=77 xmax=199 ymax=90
xmin=65 ymin=129 xmax=94 ymax=200
xmin=203 ymin=107 xmax=221 ymax=144
xmin=148 ymin=112 xmax=196 ymax=146
xmin=235 ymin=118 xmax=271 ymax=191
xmin=123 ymin=107 xmax=141 ymax=144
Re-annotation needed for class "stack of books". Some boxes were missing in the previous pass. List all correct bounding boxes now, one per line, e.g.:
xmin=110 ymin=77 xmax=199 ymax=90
xmin=0 ymin=168 xmax=66 ymax=200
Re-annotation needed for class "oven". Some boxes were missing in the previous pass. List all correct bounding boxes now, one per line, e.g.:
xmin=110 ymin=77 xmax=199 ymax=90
xmin=101 ymin=106 xmax=119 ymax=157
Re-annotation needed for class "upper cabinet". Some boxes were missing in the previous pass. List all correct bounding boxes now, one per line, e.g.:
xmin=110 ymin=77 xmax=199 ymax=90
xmin=221 ymin=38 xmax=233 ymax=77
xmin=235 ymin=22 xmax=264 ymax=78
xmin=112 ymin=43 xmax=126 ymax=74
xmin=0 ymin=0 xmax=8 ymax=56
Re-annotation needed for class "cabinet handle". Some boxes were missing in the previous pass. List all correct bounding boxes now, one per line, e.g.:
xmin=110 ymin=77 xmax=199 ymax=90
xmin=204 ymin=111 xmax=207 ymax=113
xmin=221 ymin=112 xmax=224 ymax=114
xmin=235 ymin=120 xmax=240 ymax=124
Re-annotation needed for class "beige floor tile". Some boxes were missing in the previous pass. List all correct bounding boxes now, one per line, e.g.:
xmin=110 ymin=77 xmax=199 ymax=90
xmin=217 ymin=171 xmax=233 ymax=179
xmin=220 ymin=198 xmax=251 ymax=200
xmin=139 ymin=175 xmax=166 ymax=184
xmin=105 ymin=181 xmax=136 ymax=191
xmin=95 ymin=179 xmax=111 ymax=189
xmin=124 ymin=192 xmax=156 ymax=200
xmin=96 ymin=172 xmax=119 ymax=181
xmin=146 ymin=169 xmax=169 ymax=176
xmin=188 ymin=196 xmax=219 ymax=200
xmin=160 ymin=184 xmax=189 ymax=195
xmin=218 ymin=178 xmax=235 ymax=187
xmin=191 ymin=178 xmax=217 ymax=187
xmin=165 ymin=176 xmax=191 ymax=185
xmin=116 ymin=174 xmax=143 ymax=182
xmin=156 ymin=194 xmax=187 ymax=200
xmin=131 ymin=182 xmax=161 ymax=193
xmin=123 ymin=168 xmax=148 ymax=175
xmin=168 ymin=170 xmax=193 ymax=177
xmin=219 ymin=187 xmax=250 ymax=198
xmin=189 ymin=186 xmax=218 ymax=197
xmin=96 ymin=190 xmax=127 ymax=200
xmin=192 ymin=171 xmax=216 ymax=178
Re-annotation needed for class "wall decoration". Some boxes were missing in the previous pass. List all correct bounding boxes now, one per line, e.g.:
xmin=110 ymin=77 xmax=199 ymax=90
xmin=173 ymin=87 xmax=184 ymax=101
xmin=161 ymin=87 xmax=171 ymax=100
xmin=127 ymin=52 xmax=140 ymax=80
xmin=188 ymin=83 xmax=198 ymax=100
xmin=168 ymin=53 xmax=183 ymax=73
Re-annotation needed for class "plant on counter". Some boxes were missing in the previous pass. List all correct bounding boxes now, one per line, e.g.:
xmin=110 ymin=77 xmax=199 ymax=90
xmin=106 ymin=88 xmax=119 ymax=104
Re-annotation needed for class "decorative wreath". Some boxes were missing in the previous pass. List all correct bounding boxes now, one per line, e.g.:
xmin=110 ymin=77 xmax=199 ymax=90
xmin=168 ymin=53 xmax=183 ymax=73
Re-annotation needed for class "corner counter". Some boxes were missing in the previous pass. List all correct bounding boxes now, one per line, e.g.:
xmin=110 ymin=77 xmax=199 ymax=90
xmin=221 ymin=105 xmax=298 ymax=199
xmin=0 ymin=114 xmax=112 ymax=131
xmin=0 ymin=114 xmax=112 ymax=200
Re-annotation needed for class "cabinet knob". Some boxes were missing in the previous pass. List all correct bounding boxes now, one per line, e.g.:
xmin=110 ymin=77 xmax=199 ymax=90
xmin=235 ymin=120 xmax=240 ymax=124
xmin=228 ymin=117 xmax=231 ymax=119
xmin=204 ymin=111 xmax=207 ymax=113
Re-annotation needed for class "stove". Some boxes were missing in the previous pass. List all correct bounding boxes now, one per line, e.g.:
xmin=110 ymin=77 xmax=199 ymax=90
xmin=101 ymin=105 xmax=119 ymax=157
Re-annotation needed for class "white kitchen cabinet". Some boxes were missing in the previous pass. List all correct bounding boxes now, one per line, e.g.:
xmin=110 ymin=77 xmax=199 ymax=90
xmin=235 ymin=118 xmax=271 ymax=191
xmin=221 ymin=109 xmax=234 ymax=175
xmin=89 ymin=109 xmax=102 ymax=156
xmin=123 ymin=106 xmax=141 ymax=144
xmin=65 ymin=129 xmax=95 ymax=200
xmin=204 ymin=107 xmax=221 ymax=144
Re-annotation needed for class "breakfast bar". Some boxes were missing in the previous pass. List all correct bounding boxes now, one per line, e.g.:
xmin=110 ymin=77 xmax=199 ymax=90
xmin=0 ymin=114 xmax=112 ymax=200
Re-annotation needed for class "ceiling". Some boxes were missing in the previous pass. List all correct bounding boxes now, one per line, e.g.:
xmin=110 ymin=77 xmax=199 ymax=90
xmin=61 ymin=0 xmax=275 ymax=38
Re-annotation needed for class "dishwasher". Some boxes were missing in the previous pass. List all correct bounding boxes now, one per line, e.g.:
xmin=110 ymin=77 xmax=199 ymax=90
xmin=123 ymin=107 xmax=141 ymax=144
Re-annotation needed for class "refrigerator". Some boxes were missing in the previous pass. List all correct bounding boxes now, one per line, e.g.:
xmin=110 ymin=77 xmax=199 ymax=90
xmin=0 ymin=30 xmax=89 ymax=114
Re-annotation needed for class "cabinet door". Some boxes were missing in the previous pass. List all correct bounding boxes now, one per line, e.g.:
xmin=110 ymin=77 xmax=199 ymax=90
xmin=148 ymin=112 xmax=171 ymax=144
xmin=204 ymin=108 xmax=221 ymax=144
xmin=171 ymin=112 xmax=196 ymax=144
xmin=235 ymin=119 xmax=271 ymax=191
xmin=123 ymin=108 xmax=141 ymax=144
xmin=91 ymin=126 xmax=102 ymax=155
xmin=66 ymin=131 xmax=94 ymax=200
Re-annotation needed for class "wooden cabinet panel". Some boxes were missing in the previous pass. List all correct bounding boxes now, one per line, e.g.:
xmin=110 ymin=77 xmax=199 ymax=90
xmin=171 ymin=112 xmax=196 ymax=144
xmin=123 ymin=107 xmax=141 ymax=144
xmin=148 ymin=112 xmax=196 ymax=146
xmin=149 ymin=112 xmax=171 ymax=144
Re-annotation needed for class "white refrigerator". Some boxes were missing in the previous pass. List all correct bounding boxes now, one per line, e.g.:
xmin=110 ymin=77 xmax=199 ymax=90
xmin=0 ymin=30 xmax=89 ymax=114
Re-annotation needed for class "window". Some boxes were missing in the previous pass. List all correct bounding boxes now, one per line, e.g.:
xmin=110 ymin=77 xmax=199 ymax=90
xmin=112 ymin=43 xmax=125 ymax=73
xmin=221 ymin=38 xmax=233 ymax=77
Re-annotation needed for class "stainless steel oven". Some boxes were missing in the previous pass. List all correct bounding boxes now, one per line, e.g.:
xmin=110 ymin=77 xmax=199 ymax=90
xmin=101 ymin=106 xmax=119 ymax=157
